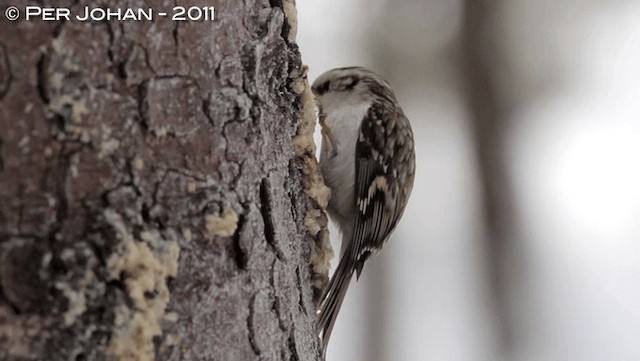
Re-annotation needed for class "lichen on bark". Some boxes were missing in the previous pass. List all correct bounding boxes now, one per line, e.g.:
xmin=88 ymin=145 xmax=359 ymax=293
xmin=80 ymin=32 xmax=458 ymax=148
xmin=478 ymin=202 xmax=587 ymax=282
xmin=104 ymin=210 xmax=180 ymax=361
xmin=1 ymin=0 xmax=327 ymax=360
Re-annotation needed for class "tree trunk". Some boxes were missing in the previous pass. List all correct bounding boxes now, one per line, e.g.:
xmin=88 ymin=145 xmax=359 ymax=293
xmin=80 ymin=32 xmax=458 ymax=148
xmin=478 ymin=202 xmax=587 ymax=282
xmin=0 ymin=1 xmax=329 ymax=360
xmin=461 ymin=0 xmax=516 ymax=356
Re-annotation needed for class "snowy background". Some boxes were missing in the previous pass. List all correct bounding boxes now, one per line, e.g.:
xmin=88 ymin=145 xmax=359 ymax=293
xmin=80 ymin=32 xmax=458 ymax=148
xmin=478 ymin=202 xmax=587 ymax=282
xmin=297 ymin=1 xmax=640 ymax=360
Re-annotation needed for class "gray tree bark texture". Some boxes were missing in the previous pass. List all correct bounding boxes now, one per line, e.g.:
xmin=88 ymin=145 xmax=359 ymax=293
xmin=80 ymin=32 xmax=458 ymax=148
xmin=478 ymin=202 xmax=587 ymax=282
xmin=0 ymin=1 xmax=330 ymax=360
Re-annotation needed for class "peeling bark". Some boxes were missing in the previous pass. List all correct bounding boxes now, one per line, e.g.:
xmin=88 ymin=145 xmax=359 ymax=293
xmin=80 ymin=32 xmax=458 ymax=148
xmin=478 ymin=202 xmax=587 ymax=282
xmin=0 ymin=1 xmax=327 ymax=360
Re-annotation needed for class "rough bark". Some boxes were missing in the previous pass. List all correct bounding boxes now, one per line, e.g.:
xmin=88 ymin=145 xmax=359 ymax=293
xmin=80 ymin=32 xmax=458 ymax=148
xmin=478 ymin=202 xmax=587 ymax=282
xmin=0 ymin=0 xmax=328 ymax=360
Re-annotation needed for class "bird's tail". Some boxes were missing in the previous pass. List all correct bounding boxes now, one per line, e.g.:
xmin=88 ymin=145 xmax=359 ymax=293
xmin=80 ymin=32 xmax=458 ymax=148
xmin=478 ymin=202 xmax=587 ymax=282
xmin=317 ymin=252 xmax=355 ymax=358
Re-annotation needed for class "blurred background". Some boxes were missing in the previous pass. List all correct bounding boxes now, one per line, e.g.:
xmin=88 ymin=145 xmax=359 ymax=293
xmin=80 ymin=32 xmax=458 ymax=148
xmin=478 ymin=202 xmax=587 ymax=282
xmin=297 ymin=1 xmax=640 ymax=360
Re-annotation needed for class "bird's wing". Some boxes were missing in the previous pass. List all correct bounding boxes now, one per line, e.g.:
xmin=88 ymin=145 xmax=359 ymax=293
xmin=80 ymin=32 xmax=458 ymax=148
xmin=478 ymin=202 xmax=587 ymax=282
xmin=350 ymin=102 xmax=414 ymax=278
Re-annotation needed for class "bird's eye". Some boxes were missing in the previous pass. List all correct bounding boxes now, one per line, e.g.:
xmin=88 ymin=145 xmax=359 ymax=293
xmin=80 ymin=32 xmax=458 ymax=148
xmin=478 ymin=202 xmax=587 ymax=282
xmin=343 ymin=76 xmax=360 ymax=91
xmin=315 ymin=81 xmax=331 ymax=95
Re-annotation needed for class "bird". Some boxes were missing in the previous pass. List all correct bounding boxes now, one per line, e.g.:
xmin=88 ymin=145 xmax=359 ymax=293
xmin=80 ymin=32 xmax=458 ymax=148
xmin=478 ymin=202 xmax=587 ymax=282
xmin=311 ymin=66 xmax=416 ymax=357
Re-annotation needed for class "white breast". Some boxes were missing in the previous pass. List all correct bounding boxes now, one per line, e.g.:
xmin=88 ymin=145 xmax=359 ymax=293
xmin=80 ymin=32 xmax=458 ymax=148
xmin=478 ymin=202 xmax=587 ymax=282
xmin=319 ymin=100 xmax=370 ymax=246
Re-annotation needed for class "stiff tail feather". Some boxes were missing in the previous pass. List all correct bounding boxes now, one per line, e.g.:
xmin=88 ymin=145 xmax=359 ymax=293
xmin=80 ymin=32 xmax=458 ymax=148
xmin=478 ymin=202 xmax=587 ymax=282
xmin=317 ymin=253 xmax=355 ymax=358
